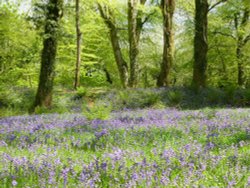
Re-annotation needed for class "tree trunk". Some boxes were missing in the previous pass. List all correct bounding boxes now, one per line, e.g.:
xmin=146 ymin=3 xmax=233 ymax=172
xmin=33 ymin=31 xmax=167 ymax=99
xmin=127 ymin=0 xmax=146 ymax=87
xmin=32 ymin=0 xmax=63 ymax=111
xmin=74 ymin=0 xmax=82 ymax=89
xmin=157 ymin=0 xmax=175 ymax=87
xmin=98 ymin=4 xmax=128 ymax=88
xmin=192 ymin=0 xmax=208 ymax=89
xmin=235 ymin=6 xmax=250 ymax=87
xmin=103 ymin=68 xmax=113 ymax=84
xmin=236 ymin=35 xmax=244 ymax=86
xmin=128 ymin=0 xmax=139 ymax=88
xmin=109 ymin=25 xmax=129 ymax=88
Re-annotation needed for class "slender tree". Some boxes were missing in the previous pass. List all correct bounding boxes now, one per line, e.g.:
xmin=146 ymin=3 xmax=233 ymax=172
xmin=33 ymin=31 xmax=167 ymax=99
xmin=74 ymin=0 xmax=82 ymax=89
xmin=157 ymin=0 xmax=175 ymax=87
xmin=98 ymin=4 xmax=129 ymax=88
xmin=32 ymin=0 xmax=63 ymax=110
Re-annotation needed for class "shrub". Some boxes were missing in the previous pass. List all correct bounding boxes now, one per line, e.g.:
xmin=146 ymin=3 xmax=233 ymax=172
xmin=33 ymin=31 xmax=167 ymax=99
xmin=116 ymin=89 xmax=161 ymax=109
xmin=75 ymin=86 xmax=87 ymax=99
xmin=204 ymin=88 xmax=223 ymax=104
xmin=240 ymin=89 xmax=250 ymax=106
xmin=82 ymin=102 xmax=112 ymax=121
xmin=167 ymin=90 xmax=183 ymax=106
xmin=223 ymin=86 xmax=237 ymax=104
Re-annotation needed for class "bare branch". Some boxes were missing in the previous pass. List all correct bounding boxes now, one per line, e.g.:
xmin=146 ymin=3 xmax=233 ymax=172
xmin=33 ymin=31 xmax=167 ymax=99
xmin=208 ymin=0 xmax=227 ymax=12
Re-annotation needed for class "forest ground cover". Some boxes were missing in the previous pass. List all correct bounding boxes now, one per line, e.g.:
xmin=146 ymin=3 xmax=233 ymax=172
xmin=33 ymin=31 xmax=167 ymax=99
xmin=0 ymin=107 xmax=249 ymax=187
xmin=1 ymin=87 xmax=250 ymax=117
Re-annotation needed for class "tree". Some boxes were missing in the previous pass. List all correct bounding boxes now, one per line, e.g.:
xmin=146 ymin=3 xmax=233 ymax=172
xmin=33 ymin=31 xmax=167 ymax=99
xmin=157 ymin=0 xmax=175 ymax=87
xmin=234 ymin=1 xmax=250 ymax=86
xmin=74 ymin=0 xmax=82 ymax=89
xmin=98 ymin=3 xmax=129 ymax=88
xmin=208 ymin=0 xmax=250 ymax=87
xmin=32 ymin=0 xmax=63 ymax=110
xmin=192 ymin=0 xmax=209 ymax=89
xmin=98 ymin=0 xmax=156 ymax=88
xmin=192 ymin=0 xmax=227 ymax=89
xmin=128 ymin=0 xmax=148 ymax=87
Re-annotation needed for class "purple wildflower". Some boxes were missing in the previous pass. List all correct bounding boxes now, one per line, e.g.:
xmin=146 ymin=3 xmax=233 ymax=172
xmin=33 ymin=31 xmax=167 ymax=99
xmin=12 ymin=180 xmax=17 ymax=186
xmin=95 ymin=129 xmax=108 ymax=139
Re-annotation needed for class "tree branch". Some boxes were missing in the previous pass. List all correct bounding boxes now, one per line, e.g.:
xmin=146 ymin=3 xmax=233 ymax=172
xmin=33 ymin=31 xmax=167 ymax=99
xmin=212 ymin=30 xmax=236 ymax=40
xmin=141 ymin=10 xmax=157 ymax=26
xmin=243 ymin=33 xmax=250 ymax=45
xmin=208 ymin=0 xmax=227 ymax=12
xmin=97 ymin=3 xmax=115 ymax=29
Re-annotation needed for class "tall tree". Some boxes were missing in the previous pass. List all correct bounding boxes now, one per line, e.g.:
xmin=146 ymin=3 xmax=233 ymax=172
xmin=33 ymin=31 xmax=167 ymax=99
xmin=157 ymin=0 xmax=175 ymax=87
xmin=192 ymin=0 xmax=208 ymax=89
xmin=74 ymin=0 xmax=82 ymax=89
xmin=192 ymin=0 xmax=227 ymax=89
xmin=98 ymin=3 xmax=129 ymax=88
xmin=32 ymin=0 xmax=63 ymax=110
xmin=234 ymin=1 xmax=250 ymax=86
xmin=128 ymin=0 xmax=147 ymax=87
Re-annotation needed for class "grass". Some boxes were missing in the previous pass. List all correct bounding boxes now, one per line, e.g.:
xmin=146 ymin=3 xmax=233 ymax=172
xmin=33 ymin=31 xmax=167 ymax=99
xmin=0 ymin=108 xmax=249 ymax=187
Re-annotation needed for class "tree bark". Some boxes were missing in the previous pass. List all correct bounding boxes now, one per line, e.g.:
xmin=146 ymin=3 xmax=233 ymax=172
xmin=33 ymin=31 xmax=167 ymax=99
xmin=128 ymin=0 xmax=139 ymax=87
xmin=32 ymin=0 xmax=63 ymax=111
xmin=98 ymin=4 xmax=128 ymax=88
xmin=128 ymin=0 xmax=145 ymax=87
xmin=103 ymin=67 xmax=113 ymax=84
xmin=235 ymin=6 xmax=250 ymax=87
xmin=236 ymin=42 xmax=244 ymax=86
xmin=74 ymin=0 xmax=82 ymax=89
xmin=157 ymin=0 xmax=175 ymax=87
xmin=192 ymin=0 xmax=208 ymax=89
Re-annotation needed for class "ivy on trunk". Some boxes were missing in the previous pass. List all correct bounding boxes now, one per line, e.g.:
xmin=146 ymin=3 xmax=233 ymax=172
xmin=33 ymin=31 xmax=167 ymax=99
xmin=32 ymin=0 xmax=63 ymax=111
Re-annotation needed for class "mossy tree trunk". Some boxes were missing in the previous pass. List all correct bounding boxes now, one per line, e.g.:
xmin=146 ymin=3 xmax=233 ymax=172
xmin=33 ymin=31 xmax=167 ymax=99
xmin=192 ymin=0 xmax=208 ymax=89
xmin=128 ymin=0 xmax=146 ymax=88
xmin=157 ymin=0 xmax=175 ymax=87
xmin=32 ymin=0 xmax=63 ymax=111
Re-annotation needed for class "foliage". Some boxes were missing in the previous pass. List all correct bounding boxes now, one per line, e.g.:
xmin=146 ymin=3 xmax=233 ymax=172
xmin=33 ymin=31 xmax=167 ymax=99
xmin=0 ymin=87 xmax=35 ymax=110
xmin=107 ymin=89 xmax=161 ymax=110
xmin=82 ymin=101 xmax=112 ymax=121
xmin=0 ymin=3 xmax=40 ymax=90
xmin=166 ymin=89 xmax=183 ymax=106
xmin=76 ymin=86 xmax=87 ymax=99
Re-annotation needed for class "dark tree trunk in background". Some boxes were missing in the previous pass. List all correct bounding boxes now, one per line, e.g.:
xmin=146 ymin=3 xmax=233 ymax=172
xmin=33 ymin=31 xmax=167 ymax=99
xmin=32 ymin=0 xmax=63 ymax=111
xmin=236 ymin=38 xmax=244 ymax=86
xmin=128 ymin=0 xmax=145 ymax=88
xmin=103 ymin=68 xmax=113 ymax=84
xmin=157 ymin=0 xmax=175 ymax=87
xmin=192 ymin=0 xmax=208 ymax=89
xmin=98 ymin=4 xmax=128 ymax=88
xmin=74 ymin=0 xmax=82 ymax=89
